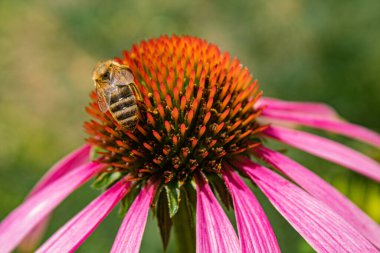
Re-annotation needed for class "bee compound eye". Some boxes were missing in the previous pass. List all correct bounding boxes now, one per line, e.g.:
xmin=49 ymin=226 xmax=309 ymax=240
xmin=102 ymin=71 xmax=111 ymax=80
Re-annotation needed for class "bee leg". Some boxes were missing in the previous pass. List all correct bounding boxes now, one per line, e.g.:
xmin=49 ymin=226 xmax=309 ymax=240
xmin=130 ymin=83 xmax=143 ymax=102
xmin=137 ymin=100 xmax=148 ymax=121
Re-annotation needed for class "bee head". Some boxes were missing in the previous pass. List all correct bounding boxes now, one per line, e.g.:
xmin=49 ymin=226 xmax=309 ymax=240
xmin=92 ymin=60 xmax=114 ymax=85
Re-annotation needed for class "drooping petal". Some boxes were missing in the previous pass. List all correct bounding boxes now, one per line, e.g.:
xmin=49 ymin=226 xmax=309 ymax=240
xmin=110 ymin=181 xmax=157 ymax=253
xmin=0 ymin=162 xmax=103 ymax=253
xmin=258 ymin=97 xmax=339 ymax=119
xmin=251 ymin=147 xmax=380 ymax=248
xmin=222 ymin=165 xmax=280 ymax=253
xmin=260 ymin=107 xmax=380 ymax=148
xmin=264 ymin=126 xmax=380 ymax=182
xmin=195 ymin=176 xmax=240 ymax=253
xmin=36 ymin=178 xmax=132 ymax=253
xmin=236 ymin=160 xmax=378 ymax=253
xmin=19 ymin=144 xmax=92 ymax=252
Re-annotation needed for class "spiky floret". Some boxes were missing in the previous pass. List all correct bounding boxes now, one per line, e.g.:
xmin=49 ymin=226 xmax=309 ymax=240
xmin=85 ymin=35 xmax=265 ymax=185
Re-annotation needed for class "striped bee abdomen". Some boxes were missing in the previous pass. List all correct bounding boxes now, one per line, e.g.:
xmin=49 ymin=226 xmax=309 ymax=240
xmin=109 ymin=86 xmax=139 ymax=131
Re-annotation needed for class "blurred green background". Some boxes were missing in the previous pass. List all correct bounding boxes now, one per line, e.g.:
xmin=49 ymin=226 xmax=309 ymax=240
xmin=0 ymin=0 xmax=379 ymax=252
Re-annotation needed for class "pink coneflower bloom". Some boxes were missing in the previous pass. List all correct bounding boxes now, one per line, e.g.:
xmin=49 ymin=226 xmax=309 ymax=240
xmin=1 ymin=35 xmax=379 ymax=253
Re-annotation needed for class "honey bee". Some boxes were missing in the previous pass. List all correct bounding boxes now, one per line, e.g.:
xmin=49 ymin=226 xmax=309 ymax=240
xmin=92 ymin=60 xmax=142 ymax=131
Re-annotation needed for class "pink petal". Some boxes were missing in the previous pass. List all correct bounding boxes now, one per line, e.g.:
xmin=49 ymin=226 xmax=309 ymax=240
xmin=36 ymin=178 xmax=132 ymax=253
xmin=258 ymin=97 xmax=339 ymax=119
xmin=222 ymin=165 xmax=280 ymax=253
xmin=111 ymin=181 xmax=157 ymax=253
xmin=245 ymin=149 xmax=380 ymax=249
xmin=195 ymin=176 xmax=240 ymax=253
xmin=0 ymin=162 xmax=102 ymax=253
xmin=264 ymin=126 xmax=380 ymax=182
xmin=19 ymin=144 xmax=92 ymax=252
xmin=236 ymin=160 xmax=378 ymax=253
xmin=260 ymin=108 xmax=380 ymax=148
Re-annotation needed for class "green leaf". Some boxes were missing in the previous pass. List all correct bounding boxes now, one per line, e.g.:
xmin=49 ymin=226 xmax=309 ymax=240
xmin=118 ymin=184 xmax=141 ymax=217
xmin=208 ymin=174 xmax=233 ymax=210
xmin=156 ymin=189 xmax=173 ymax=251
xmin=165 ymin=181 xmax=181 ymax=218
xmin=90 ymin=146 xmax=105 ymax=161
xmin=151 ymin=184 xmax=164 ymax=217
xmin=91 ymin=171 xmax=122 ymax=190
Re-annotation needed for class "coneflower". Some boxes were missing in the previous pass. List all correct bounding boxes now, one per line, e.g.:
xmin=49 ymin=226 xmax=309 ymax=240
xmin=1 ymin=35 xmax=379 ymax=253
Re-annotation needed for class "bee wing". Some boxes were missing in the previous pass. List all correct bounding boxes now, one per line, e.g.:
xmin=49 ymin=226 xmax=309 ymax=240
xmin=121 ymin=68 xmax=135 ymax=84
xmin=96 ymin=85 xmax=111 ymax=112
xmin=114 ymin=68 xmax=142 ymax=101
xmin=113 ymin=68 xmax=135 ymax=86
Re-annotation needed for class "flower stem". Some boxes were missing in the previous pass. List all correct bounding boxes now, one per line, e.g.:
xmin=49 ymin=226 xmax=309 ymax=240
xmin=173 ymin=188 xmax=196 ymax=253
